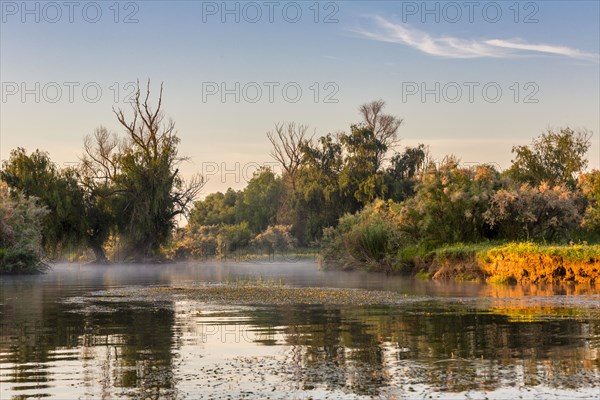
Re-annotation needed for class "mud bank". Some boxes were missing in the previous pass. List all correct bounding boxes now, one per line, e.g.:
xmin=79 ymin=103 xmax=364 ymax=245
xmin=426 ymin=243 xmax=600 ymax=284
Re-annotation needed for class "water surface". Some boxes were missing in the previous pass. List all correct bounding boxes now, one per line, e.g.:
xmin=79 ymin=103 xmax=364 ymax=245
xmin=1 ymin=262 xmax=599 ymax=399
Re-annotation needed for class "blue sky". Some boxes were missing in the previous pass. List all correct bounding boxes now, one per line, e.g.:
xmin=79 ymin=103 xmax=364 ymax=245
xmin=1 ymin=0 xmax=599 ymax=195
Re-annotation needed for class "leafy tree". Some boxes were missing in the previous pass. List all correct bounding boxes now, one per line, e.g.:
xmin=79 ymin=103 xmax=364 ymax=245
xmin=506 ymin=128 xmax=591 ymax=188
xmin=338 ymin=101 xmax=403 ymax=208
xmin=338 ymin=124 xmax=387 ymax=207
xmin=292 ymin=133 xmax=344 ymax=242
xmin=235 ymin=167 xmax=283 ymax=233
xmin=168 ymin=225 xmax=220 ymax=260
xmin=217 ymin=222 xmax=253 ymax=252
xmin=252 ymin=225 xmax=297 ymax=251
xmin=188 ymin=188 xmax=239 ymax=227
xmin=1 ymin=148 xmax=87 ymax=256
xmin=384 ymin=144 xmax=428 ymax=201
xmin=166 ymin=222 xmax=253 ymax=259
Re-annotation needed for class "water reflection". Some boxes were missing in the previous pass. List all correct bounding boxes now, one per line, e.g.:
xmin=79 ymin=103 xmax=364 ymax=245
xmin=0 ymin=263 xmax=599 ymax=399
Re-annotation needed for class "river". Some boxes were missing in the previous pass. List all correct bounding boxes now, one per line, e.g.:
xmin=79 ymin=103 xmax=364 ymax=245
xmin=1 ymin=261 xmax=599 ymax=399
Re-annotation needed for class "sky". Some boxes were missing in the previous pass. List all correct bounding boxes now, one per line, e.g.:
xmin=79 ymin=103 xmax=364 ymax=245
xmin=1 ymin=0 xmax=599 ymax=196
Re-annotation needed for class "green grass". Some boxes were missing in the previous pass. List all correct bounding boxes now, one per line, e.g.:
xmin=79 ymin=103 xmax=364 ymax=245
xmin=428 ymin=242 xmax=600 ymax=264
xmin=485 ymin=242 xmax=600 ymax=262
xmin=416 ymin=241 xmax=600 ymax=284
xmin=430 ymin=242 xmax=498 ymax=261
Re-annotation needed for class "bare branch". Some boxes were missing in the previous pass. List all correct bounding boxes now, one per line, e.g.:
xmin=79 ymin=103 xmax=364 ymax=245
xmin=267 ymin=122 xmax=312 ymax=188
xmin=359 ymin=100 xmax=403 ymax=167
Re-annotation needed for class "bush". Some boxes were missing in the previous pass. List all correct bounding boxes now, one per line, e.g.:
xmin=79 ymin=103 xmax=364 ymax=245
xmin=167 ymin=222 xmax=257 ymax=260
xmin=578 ymin=170 xmax=600 ymax=238
xmin=166 ymin=225 xmax=219 ymax=260
xmin=398 ymin=161 xmax=501 ymax=248
xmin=484 ymin=182 xmax=582 ymax=242
xmin=252 ymin=225 xmax=297 ymax=251
xmin=0 ymin=182 xmax=49 ymax=273
xmin=319 ymin=200 xmax=405 ymax=271
xmin=217 ymin=222 xmax=252 ymax=252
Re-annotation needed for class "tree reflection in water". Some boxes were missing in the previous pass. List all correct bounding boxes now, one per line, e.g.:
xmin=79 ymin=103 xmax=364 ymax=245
xmin=1 ymin=280 xmax=598 ymax=399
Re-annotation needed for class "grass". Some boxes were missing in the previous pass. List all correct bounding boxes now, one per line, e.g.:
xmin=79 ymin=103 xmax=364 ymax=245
xmin=428 ymin=241 xmax=600 ymax=284
xmin=486 ymin=242 xmax=600 ymax=262
xmin=427 ymin=241 xmax=600 ymax=264
xmin=430 ymin=242 xmax=498 ymax=262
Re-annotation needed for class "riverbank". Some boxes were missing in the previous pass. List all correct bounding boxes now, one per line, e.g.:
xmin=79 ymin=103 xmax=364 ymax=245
xmin=426 ymin=242 xmax=600 ymax=284
xmin=321 ymin=242 xmax=600 ymax=285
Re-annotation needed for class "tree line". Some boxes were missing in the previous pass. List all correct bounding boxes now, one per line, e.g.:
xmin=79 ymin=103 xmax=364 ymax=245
xmin=181 ymin=100 xmax=599 ymax=264
xmin=1 ymin=83 xmax=599 ymax=272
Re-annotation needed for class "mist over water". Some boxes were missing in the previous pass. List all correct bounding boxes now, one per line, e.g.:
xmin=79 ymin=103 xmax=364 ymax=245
xmin=1 ymin=262 xmax=599 ymax=399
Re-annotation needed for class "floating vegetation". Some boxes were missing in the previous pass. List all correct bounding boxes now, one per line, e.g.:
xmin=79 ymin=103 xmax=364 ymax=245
xmin=152 ymin=284 xmax=412 ymax=306
xmin=223 ymin=276 xmax=284 ymax=288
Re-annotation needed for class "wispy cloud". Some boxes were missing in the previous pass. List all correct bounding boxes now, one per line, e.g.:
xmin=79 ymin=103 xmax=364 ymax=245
xmin=485 ymin=39 xmax=599 ymax=62
xmin=355 ymin=16 xmax=599 ymax=62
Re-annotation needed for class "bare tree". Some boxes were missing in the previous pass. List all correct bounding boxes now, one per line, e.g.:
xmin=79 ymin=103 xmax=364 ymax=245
xmin=267 ymin=122 xmax=312 ymax=189
xmin=81 ymin=126 xmax=121 ymax=185
xmin=79 ymin=80 xmax=205 ymax=260
xmin=358 ymin=100 xmax=403 ymax=166
xmin=113 ymin=80 xmax=205 ymax=216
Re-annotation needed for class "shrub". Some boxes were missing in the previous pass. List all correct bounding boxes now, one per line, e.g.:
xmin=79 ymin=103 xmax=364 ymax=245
xmin=397 ymin=161 xmax=501 ymax=247
xmin=484 ymin=183 xmax=581 ymax=242
xmin=319 ymin=200 xmax=405 ymax=271
xmin=166 ymin=225 xmax=220 ymax=260
xmin=217 ymin=222 xmax=253 ymax=252
xmin=252 ymin=225 xmax=297 ymax=251
xmin=578 ymin=170 xmax=600 ymax=237
xmin=0 ymin=182 xmax=49 ymax=273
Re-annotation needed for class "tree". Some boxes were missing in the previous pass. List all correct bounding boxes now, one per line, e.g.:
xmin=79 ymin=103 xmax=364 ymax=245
xmin=1 ymin=148 xmax=87 ymax=257
xmin=235 ymin=167 xmax=282 ymax=233
xmin=358 ymin=100 xmax=403 ymax=167
xmin=292 ymin=133 xmax=344 ymax=242
xmin=577 ymin=170 xmax=600 ymax=237
xmin=80 ymin=126 xmax=123 ymax=262
xmin=338 ymin=101 xmax=403 ymax=208
xmin=338 ymin=124 xmax=387 ymax=207
xmin=188 ymin=188 xmax=239 ymax=227
xmin=267 ymin=122 xmax=311 ymax=190
xmin=252 ymin=225 xmax=297 ymax=251
xmin=385 ymin=144 xmax=428 ymax=201
xmin=111 ymin=81 xmax=205 ymax=260
xmin=506 ymin=128 xmax=591 ymax=188
xmin=400 ymin=160 xmax=501 ymax=246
